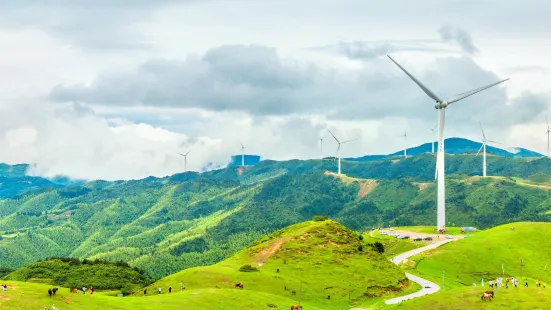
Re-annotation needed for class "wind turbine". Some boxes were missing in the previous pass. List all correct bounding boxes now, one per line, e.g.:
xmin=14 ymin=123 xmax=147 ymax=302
xmin=545 ymin=118 xmax=551 ymax=158
xmin=327 ymin=129 xmax=355 ymax=175
xmin=402 ymin=129 xmax=408 ymax=157
xmin=430 ymin=126 xmax=436 ymax=153
xmin=177 ymin=150 xmax=192 ymax=172
xmin=240 ymin=143 xmax=245 ymax=167
xmin=475 ymin=122 xmax=496 ymax=177
xmin=387 ymin=55 xmax=509 ymax=230
xmin=320 ymin=136 xmax=324 ymax=159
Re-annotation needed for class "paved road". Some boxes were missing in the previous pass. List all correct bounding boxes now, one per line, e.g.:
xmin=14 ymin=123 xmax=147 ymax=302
xmin=385 ymin=239 xmax=455 ymax=305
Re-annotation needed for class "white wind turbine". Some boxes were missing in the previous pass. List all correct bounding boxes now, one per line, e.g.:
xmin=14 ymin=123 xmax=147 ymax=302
xmin=388 ymin=55 xmax=509 ymax=230
xmin=430 ymin=126 xmax=436 ymax=153
xmin=320 ymin=135 xmax=325 ymax=159
xmin=177 ymin=150 xmax=192 ymax=172
xmin=327 ymin=129 xmax=355 ymax=175
xmin=475 ymin=122 xmax=497 ymax=177
xmin=402 ymin=129 xmax=408 ymax=157
xmin=545 ymin=118 xmax=551 ymax=158
xmin=240 ymin=143 xmax=245 ymax=167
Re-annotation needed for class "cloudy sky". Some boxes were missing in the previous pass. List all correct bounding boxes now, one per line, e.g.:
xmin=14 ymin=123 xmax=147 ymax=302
xmin=0 ymin=0 xmax=550 ymax=180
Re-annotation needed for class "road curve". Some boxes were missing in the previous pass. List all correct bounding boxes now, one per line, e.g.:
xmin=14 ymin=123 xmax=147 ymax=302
xmin=385 ymin=239 xmax=454 ymax=305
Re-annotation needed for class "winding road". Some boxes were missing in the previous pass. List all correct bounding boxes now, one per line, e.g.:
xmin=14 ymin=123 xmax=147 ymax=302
xmin=384 ymin=239 xmax=455 ymax=305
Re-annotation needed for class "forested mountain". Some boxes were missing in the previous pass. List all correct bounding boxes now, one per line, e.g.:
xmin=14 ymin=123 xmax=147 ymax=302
xmin=1 ymin=153 xmax=551 ymax=279
xmin=347 ymin=137 xmax=543 ymax=162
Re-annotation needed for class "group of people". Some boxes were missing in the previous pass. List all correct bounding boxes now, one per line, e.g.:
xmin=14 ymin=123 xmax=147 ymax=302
xmin=144 ymin=281 xmax=185 ymax=295
xmin=481 ymin=277 xmax=545 ymax=289
xmin=81 ymin=286 xmax=94 ymax=295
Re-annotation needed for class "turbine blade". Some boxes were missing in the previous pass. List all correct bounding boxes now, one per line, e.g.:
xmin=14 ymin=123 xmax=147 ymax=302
xmin=327 ymin=129 xmax=340 ymax=143
xmin=475 ymin=144 xmax=484 ymax=157
xmin=185 ymin=150 xmax=192 ymax=156
xmin=447 ymin=78 xmax=510 ymax=104
xmin=479 ymin=122 xmax=486 ymax=140
xmin=387 ymin=55 xmax=442 ymax=102
xmin=341 ymin=139 xmax=356 ymax=144
xmin=177 ymin=153 xmax=184 ymax=157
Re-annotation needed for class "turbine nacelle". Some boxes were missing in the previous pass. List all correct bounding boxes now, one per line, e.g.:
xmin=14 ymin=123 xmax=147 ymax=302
xmin=434 ymin=102 xmax=448 ymax=109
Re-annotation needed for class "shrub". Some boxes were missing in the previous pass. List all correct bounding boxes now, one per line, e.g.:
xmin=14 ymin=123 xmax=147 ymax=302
xmin=373 ymin=242 xmax=384 ymax=253
xmin=358 ymin=244 xmax=363 ymax=252
xmin=239 ymin=264 xmax=259 ymax=272
xmin=313 ymin=216 xmax=329 ymax=222
xmin=358 ymin=234 xmax=364 ymax=241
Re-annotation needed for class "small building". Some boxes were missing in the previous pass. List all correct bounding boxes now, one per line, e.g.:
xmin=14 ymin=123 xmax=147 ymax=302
xmin=228 ymin=155 xmax=261 ymax=167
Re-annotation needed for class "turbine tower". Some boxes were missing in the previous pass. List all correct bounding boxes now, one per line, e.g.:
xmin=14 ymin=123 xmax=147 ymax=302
xmin=388 ymin=55 xmax=509 ymax=230
xmin=240 ymin=143 xmax=245 ymax=167
xmin=546 ymin=118 xmax=551 ymax=158
xmin=402 ymin=129 xmax=408 ymax=157
xmin=320 ymin=136 xmax=324 ymax=159
xmin=475 ymin=122 xmax=496 ymax=177
xmin=327 ymin=129 xmax=355 ymax=175
xmin=430 ymin=126 xmax=436 ymax=153
xmin=177 ymin=150 xmax=192 ymax=172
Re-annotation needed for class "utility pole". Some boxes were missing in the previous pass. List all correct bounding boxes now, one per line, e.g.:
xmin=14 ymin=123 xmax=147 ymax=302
xmin=520 ymin=258 xmax=525 ymax=279
xmin=298 ymin=281 xmax=302 ymax=308
xmin=348 ymin=282 xmax=351 ymax=306
xmin=502 ymin=263 xmax=505 ymax=276
xmin=442 ymin=270 xmax=445 ymax=289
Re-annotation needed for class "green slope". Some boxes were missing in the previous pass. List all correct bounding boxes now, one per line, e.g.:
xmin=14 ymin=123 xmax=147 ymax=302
xmin=407 ymin=222 xmax=551 ymax=289
xmin=0 ymin=170 xmax=550 ymax=278
xmin=148 ymin=220 xmax=410 ymax=309
xmin=0 ymin=281 xmax=316 ymax=310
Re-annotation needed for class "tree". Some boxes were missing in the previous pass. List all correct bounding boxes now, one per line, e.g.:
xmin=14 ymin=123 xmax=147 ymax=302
xmin=373 ymin=242 xmax=384 ymax=254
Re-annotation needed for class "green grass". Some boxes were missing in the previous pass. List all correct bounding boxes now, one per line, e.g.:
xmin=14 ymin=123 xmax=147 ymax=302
xmin=406 ymin=222 xmax=551 ymax=290
xmin=146 ymin=220 xmax=411 ymax=309
xmin=364 ymin=230 xmax=425 ymax=258
xmin=0 ymin=281 xmax=314 ymax=310
xmin=382 ymin=285 xmax=551 ymax=309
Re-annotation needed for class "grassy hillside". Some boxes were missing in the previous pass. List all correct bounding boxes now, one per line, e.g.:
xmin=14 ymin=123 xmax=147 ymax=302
xmin=0 ymin=167 xmax=550 ymax=278
xmin=382 ymin=285 xmax=551 ymax=309
xmin=147 ymin=219 xmax=410 ymax=309
xmin=406 ymin=222 xmax=551 ymax=289
xmin=0 ymin=281 xmax=317 ymax=310
xmin=5 ymin=258 xmax=153 ymax=293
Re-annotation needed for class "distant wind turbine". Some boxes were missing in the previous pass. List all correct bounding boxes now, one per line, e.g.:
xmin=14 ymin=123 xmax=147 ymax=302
xmin=402 ymin=129 xmax=408 ymax=158
xmin=177 ymin=150 xmax=192 ymax=172
xmin=240 ymin=143 xmax=245 ymax=167
xmin=545 ymin=118 xmax=551 ymax=158
xmin=320 ymin=136 xmax=324 ymax=159
xmin=327 ymin=129 xmax=355 ymax=175
xmin=430 ymin=126 xmax=436 ymax=153
xmin=388 ymin=54 xmax=509 ymax=230
xmin=475 ymin=122 xmax=497 ymax=177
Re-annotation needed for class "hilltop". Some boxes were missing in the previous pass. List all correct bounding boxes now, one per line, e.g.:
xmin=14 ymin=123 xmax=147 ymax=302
xmin=407 ymin=222 xmax=551 ymax=288
xmin=5 ymin=258 xmax=153 ymax=294
xmin=147 ymin=219 xmax=409 ymax=308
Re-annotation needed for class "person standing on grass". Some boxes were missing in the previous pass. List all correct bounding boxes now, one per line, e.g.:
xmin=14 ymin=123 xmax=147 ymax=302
xmin=158 ymin=287 xmax=162 ymax=294
xmin=169 ymin=285 xmax=172 ymax=293
xmin=180 ymin=281 xmax=183 ymax=291
xmin=82 ymin=286 xmax=87 ymax=295
xmin=481 ymin=278 xmax=484 ymax=287
xmin=144 ymin=288 xmax=147 ymax=296
xmin=524 ymin=279 xmax=529 ymax=288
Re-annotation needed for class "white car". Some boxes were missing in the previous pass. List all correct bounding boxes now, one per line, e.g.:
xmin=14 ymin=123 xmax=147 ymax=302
xmin=380 ymin=230 xmax=388 ymax=235
xmin=389 ymin=227 xmax=395 ymax=231
xmin=445 ymin=234 xmax=453 ymax=239
xmin=424 ymin=281 xmax=431 ymax=288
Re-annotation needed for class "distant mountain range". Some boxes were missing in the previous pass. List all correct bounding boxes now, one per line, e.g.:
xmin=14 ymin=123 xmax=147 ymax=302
xmin=346 ymin=137 xmax=543 ymax=162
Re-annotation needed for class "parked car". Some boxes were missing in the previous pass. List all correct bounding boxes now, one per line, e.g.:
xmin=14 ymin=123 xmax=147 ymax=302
xmin=413 ymin=237 xmax=423 ymax=241
xmin=380 ymin=230 xmax=388 ymax=235
xmin=424 ymin=237 xmax=433 ymax=241
xmin=445 ymin=234 xmax=453 ymax=239
xmin=398 ymin=235 xmax=410 ymax=239
xmin=424 ymin=281 xmax=431 ymax=288
xmin=389 ymin=227 xmax=395 ymax=231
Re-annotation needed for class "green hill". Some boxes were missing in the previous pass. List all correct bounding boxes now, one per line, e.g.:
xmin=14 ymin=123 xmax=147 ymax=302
xmin=146 ymin=219 xmax=409 ymax=309
xmin=5 ymin=258 xmax=153 ymax=293
xmin=383 ymin=285 xmax=551 ymax=310
xmin=406 ymin=222 xmax=551 ymax=289
xmin=0 ymin=165 xmax=550 ymax=278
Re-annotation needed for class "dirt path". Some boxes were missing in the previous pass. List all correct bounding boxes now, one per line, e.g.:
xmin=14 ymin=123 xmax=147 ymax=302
xmin=255 ymin=238 xmax=286 ymax=265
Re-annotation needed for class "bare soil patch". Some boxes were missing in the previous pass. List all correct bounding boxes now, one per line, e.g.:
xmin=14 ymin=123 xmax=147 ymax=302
xmin=256 ymin=238 xmax=287 ymax=264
